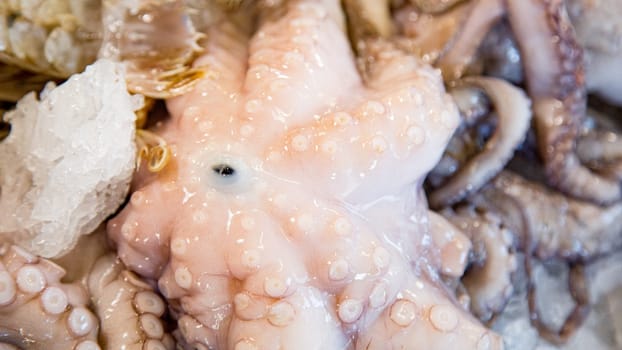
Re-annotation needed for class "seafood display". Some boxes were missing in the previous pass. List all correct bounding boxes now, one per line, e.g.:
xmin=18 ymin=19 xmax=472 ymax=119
xmin=0 ymin=0 xmax=621 ymax=349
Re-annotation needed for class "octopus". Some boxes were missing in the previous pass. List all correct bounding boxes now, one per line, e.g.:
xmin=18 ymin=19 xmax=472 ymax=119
xmin=343 ymin=0 xmax=622 ymax=345
xmin=0 ymin=0 xmax=621 ymax=349
xmin=396 ymin=0 xmax=619 ymax=206
xmin=346 ymin=0 xmax=622 ymax=205
xmin=106 ymin=1 xmax=501 ymax=348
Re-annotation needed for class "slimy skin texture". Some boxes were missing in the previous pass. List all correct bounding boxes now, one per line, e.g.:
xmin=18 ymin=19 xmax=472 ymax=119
xmin=108 ymin=1 xmax=502 ymax=349
xmin=0 ymin=229 xmax=172 ymax=350
xmin=0 ymin=245 xmax=100 ymax=350
xmin=88 ymin=253 xmax=175 ymax=350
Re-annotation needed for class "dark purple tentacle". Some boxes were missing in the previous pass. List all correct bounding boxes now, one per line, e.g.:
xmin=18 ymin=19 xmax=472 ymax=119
xmin=508 ymin=0 xmax=621 ymax=204
xmin=525 ymin=257 xmax=590 ymax=345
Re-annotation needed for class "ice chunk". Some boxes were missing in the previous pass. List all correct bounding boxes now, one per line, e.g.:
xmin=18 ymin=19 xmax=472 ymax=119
xmin=0 ymin=59 xmax=137 ymax=258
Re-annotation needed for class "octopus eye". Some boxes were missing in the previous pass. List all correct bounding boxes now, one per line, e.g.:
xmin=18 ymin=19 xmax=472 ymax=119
xmin=205 ymin=155 xmax=252 ymax=193
xmin=212 ymin=164 xmax=236 ymax=177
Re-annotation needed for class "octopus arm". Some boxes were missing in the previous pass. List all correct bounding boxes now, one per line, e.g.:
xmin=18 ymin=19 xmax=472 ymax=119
xmin=464 ymin=170 xmax=610 ymax=342
xmin=525 ymin=257 xmax=590 ymax=345
xmin=244 ymin=0 xmax=362 ymax=130
xmin=576 ymin=130 xmax=622 ymax=181
xmin=428 ymin=211 xmax=472 ymax=278
xmin=481 ymin=171 xmax=622 ymax=261
xmin=166 ymin=15 xmax=250 ymax=132
xmin=429 ymin=76 xmax=531 ymax=208
xmin=108 ymin=182 xmax=183 ymax=279
xmin=0 ymin=245 xmax=100 ymax=350
xmin=272 ymin=38 xmax=460 ymax=204
xmin=436 ymin=0 xmax=505 ymax=81
xmin=227 ymin=286 xmax=348 ymax=350
xmin=441 ymin=207 xmax=517 ymax=322
xmin=577 ymin=131 xmax=622 ymax=164
xmin=507 ymin=0 xmax=621 ymax=203
xmin=88 ymin=254 xmax=174 ymax=350
xmin=357 ymin=275 xmax=503 ymax=350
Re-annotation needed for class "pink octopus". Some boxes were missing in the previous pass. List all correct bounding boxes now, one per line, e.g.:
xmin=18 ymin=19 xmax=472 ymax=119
xmin=108 ymin=1 xmax=501 ymax=349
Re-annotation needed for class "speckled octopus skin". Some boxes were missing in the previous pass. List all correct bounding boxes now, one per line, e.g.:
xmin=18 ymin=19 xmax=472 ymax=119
xmin=108 ymin=1 xmax=502 ymax=349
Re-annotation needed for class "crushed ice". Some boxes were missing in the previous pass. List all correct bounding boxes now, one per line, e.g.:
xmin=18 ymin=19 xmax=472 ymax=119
xmin=0 ymin=59 xmax=137 ymax=258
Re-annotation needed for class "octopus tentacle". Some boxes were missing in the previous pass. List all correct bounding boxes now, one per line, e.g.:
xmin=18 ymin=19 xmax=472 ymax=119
xmin=507 ymin=0 xmax=621 ymax=204
xmin=245 ymin=0 xmax=361 ymax=130
xmin=228 ymin=287 xmax=346 ymax=350
xmin=428 ymin=211 xmax=472 ymax=278
xmin=358 ymin=276 xmax=503 ymax=350
xmin=577 ymin=131 xmax=622 ymax=163
xmin=0 ymin=245 xmax=100 ymax=350
xmin=165 ymin=13 xmax=250 ymax=131
xmin=525 ymin=258 xmax=590 ymax=345
xmin=88 ymin=254 xmax=174 ymax=350
xmin=480 ymin=171 xmax=622 ymax=261
xmin=436 ymin=0 xmax=505 ymax=81
xmin=576 ymin=131 xmax=622 ymax=180
xmin=429 ymin=76 xmax=531 ymax=208
xmin=440 ymin=207 xmax=518 ymax=322
xmin=265 ymin=35 xmax=460 ymax=202
xmin=463 ymin=169 xmax=622 ymax=341
xmin=108 ymin=185 xmax=184 ymax=279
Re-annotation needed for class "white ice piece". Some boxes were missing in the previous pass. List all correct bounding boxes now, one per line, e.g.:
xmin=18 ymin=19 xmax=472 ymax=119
xmin=0 ymin=59 xmax=138 ymax=258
